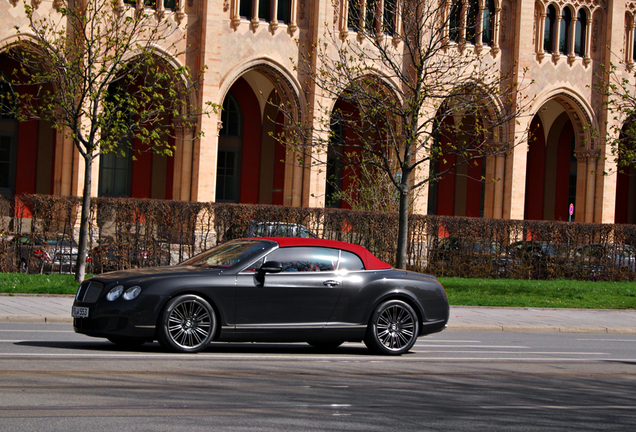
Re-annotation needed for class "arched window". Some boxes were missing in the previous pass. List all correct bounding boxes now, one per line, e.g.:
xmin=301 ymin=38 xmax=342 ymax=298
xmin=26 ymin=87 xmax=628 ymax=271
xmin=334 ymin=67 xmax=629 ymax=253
xmin=239 ymin=0 xmax=252 ymax=19
xmin=348 ymin=0 xmax=361 ymax=31
xmin=365 ymin=0 xmax=378 ymax=34
xmin=482 ymin=0 xmax=495 ymax=45
xmin=277 ymin=0 xmax=291 ymax=22
xmin=383 ymin=0 xmax=397 ymax=35
xmin=544 ymin=5 xmax=556 ymax=53
xmin=466 ymin=0 xmax=479 ymax=44
xmin=258 ymin=0 xmax=271 ymax=21
xmin=449 ymin=1 xmax=462 ymax=43
xmin=99 ymin=82 xmax=133 ymax=198
xmin=559 ymin=7 xmax=572 ymax=55
xmin=0 ymin=74 xmax=17 ymax=195
xmin=218 ymin=93 xmax=243 ymax=203
xmin=574 ymin=9 xmax=586 ymax=56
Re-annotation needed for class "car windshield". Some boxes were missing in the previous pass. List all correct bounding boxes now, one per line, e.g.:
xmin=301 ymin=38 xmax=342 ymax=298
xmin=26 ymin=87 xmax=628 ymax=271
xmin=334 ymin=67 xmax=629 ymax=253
xmin=180 ymin=240 xmax=269 ymax=268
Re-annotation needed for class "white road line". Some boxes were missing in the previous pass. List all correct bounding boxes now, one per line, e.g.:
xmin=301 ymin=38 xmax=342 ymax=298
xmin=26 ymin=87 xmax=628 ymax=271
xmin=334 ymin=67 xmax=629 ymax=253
xmin=418 ymin=345 xmax=529 ymax=348
xmin=0 ymin=330 xmax=75 ymax=333
xmin=0 ymin=353 xmax=630 ymax=362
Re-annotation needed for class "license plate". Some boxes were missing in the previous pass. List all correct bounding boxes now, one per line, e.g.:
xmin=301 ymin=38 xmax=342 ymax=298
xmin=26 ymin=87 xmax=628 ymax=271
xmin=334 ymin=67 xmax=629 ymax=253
xmin=72 ymin=306 xmax=89 ymax=318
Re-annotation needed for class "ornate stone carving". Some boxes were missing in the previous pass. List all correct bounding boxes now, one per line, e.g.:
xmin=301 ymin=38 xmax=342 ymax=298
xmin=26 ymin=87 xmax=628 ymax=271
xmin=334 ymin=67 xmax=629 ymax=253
xmin=32 ymin=0 xmax=42 ymax=9
xmin=175 ymin=6 xmax=185 ymax=24
xmin=223 ymin=0 xmax=230 ymax=13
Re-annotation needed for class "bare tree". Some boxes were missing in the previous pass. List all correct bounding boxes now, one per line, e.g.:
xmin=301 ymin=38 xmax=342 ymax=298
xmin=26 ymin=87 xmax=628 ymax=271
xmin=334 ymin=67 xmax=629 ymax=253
xmin=597 ymin=57 xmax=636 ymax=172
xmin=0 ymin=1 xmax=212 ymax=281
xmin=279 ymin=0 xmax=531 ymax=268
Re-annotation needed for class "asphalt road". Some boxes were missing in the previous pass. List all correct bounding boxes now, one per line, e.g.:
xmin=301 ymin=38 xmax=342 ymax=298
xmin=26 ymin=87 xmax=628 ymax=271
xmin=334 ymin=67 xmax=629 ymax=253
xmin=0 ymin=324 xmax=635 ymax=431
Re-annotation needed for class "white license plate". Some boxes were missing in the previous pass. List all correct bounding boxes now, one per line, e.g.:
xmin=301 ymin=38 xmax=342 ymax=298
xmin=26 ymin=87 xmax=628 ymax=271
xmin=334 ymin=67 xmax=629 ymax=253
xmin=72 ymin=306 xmax=89 ymax=318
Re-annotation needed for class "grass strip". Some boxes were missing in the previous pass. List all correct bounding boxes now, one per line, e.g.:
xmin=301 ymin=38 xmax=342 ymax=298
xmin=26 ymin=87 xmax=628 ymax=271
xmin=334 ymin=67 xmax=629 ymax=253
xmin=0 ymin=273 xmax=83 ymax=295
xmin=440 ymin=277 xmax=636 ymax=309
xmin=1 ymin=273 xmax=635 ymax=309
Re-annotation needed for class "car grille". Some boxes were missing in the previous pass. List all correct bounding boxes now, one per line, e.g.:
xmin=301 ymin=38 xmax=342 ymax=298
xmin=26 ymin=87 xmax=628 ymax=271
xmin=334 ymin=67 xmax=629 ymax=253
xmin=76 ymin=281 xmax=104 ymax=303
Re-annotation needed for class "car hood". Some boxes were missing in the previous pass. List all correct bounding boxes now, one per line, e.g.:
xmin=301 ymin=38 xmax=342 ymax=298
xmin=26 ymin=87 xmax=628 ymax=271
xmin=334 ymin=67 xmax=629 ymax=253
xmin=89 ymin=265 xmax=225 ymax=285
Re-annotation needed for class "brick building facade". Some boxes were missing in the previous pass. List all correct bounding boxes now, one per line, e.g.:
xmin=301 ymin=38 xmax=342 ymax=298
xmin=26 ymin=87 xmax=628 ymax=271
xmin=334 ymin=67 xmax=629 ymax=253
xmin=1 ymin=0 xmax=635 ymax=224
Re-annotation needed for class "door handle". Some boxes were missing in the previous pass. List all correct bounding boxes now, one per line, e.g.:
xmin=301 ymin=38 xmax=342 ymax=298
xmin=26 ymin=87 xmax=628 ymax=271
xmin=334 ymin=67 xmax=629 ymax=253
xmin=323 ymin=280 xmax=340 ymax=287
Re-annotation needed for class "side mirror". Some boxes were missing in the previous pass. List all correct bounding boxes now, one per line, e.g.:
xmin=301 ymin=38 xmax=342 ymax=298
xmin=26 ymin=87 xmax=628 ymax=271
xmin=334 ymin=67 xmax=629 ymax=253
xmin=256 ymin=261 xmax=282 ymax=284
xmin=259 ymin=261 xmax=282 ymax=274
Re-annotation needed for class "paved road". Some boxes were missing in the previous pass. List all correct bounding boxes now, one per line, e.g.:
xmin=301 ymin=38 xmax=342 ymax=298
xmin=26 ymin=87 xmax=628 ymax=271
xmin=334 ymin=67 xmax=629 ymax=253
xmin=1 ymin=294 xmax=635 ymax=333
xmin=0 ymin=328 xmax=635 ymax=431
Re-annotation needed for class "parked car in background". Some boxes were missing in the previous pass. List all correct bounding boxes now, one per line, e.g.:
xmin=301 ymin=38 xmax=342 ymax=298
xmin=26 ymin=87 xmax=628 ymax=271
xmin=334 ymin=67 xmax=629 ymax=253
xmin=73 ymin=237 xmax=450 ymax=355
xmin=91 ymin=237 xmax=170 ymax=273
xmin=501 ymin=241 xmax=572 ymax=279
xmin=574 ymin=243 xmax=636 ymax=276
xmin=15 ymin=234 xmax=80 ymax=273
xmin=427 ymin=237 xmax=504 ymax=277
xmin=223 ymin=221 xmax=317 ymax=242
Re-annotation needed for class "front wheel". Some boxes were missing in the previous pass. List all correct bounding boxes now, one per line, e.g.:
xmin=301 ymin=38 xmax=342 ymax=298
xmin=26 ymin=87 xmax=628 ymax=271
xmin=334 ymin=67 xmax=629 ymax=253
xmin=364 ymin=300 xmax=419 ymax=355
xmin=157 ymin=294 xmax=216 ymax=353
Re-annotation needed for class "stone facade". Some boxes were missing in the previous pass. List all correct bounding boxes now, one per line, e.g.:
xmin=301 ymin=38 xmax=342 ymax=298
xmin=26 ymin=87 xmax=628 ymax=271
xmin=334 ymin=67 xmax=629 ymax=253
xmin=2 ymin=0 xmax=636 ymax=224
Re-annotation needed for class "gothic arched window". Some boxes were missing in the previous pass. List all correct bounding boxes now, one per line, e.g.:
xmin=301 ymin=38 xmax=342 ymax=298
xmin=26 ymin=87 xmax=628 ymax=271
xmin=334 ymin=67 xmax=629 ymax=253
xmin=559 ymin=7 xmax=572 ymax=55
xmin=574 ymin=9 xmax=586 ymax=56
xmin=544 ymin=5 xmax=557 ymax=53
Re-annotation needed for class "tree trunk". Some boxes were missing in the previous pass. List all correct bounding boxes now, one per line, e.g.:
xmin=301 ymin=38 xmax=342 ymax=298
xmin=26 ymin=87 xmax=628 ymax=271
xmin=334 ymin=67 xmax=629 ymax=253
xmin=395 ymin=173 xmax=410 ymax=269
xmin=75 ymin=155 xmax=92 ymax=283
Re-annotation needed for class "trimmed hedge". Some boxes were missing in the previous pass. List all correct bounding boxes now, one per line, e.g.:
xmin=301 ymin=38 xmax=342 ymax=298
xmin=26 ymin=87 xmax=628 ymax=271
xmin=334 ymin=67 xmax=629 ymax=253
xmin=1 ymin=194 xmax=636 ymax=281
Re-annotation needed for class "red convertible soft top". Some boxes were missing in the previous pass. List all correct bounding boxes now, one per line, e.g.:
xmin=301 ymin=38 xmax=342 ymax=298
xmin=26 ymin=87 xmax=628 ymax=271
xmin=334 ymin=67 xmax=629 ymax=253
xmin=259 ymin=237 xmax=392 ymax=270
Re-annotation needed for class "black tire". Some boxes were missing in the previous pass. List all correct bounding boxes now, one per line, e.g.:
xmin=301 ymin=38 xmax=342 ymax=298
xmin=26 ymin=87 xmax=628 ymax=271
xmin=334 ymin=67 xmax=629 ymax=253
xmin=107 ymin=337 xmax=147 ymax=349
xmin=157 ymin=294 xmax=216 ymax=353
xmin=364 ymin=300 xmax=419 ymax=355
xmin=307 ymin=340 xmax=344 ymax=350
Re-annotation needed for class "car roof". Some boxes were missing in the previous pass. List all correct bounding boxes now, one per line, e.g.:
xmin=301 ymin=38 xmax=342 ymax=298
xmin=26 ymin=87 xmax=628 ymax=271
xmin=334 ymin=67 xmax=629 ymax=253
xmin=256 ymin=237 xmax=392 ymax=270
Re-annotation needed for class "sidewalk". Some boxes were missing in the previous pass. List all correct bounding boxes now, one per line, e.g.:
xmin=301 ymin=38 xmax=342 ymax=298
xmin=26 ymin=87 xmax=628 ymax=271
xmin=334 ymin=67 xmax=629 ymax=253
xmin=0 ymin=294 xmax=635 ymax=333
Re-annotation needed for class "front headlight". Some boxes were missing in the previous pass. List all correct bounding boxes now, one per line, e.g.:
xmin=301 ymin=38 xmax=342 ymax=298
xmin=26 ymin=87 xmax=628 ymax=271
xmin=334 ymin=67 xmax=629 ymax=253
xmin=106 ymin=285 xmax=124 ymax=301
xmin=123 ymin=286 xmax=141 ymax=300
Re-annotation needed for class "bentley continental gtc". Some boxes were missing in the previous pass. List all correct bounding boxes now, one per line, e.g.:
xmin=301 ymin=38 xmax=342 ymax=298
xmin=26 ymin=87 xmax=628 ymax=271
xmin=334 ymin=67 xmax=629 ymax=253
xmin=72 ymin=238 xmax=449 ymax=355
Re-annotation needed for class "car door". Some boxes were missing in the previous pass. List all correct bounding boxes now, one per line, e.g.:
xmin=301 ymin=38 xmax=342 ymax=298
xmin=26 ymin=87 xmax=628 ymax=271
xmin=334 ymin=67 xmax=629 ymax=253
xmin=234 ymin=247 xmax=342 ymax=331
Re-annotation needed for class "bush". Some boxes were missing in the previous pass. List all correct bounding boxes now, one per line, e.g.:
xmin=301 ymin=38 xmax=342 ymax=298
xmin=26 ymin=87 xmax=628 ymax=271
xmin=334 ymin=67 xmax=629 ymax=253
xmin=1 ymin=194 xmax=635 ymax=281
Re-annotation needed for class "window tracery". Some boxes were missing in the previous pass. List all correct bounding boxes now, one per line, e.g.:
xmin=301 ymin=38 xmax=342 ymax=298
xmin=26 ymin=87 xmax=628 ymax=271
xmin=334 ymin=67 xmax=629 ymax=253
xmin=230 ymin=0 xmax=298 ymax=33
xmin=535 ymin=1 xmax=594 ymax=66
xmin=443 ymin=0 xmax=501 ymax=54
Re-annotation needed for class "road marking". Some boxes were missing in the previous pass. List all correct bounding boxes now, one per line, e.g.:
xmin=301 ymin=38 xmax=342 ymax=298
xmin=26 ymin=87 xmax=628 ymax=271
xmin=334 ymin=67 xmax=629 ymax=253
xmin=0 ymin=353 xmax=629 ymax=362
xmin=419 ymin=345 xmax=530 ymax=349
xmin=576 ymin=338 xmax=636 ymax=342
xmin=0 ymin=330 xmax=75 ymax=333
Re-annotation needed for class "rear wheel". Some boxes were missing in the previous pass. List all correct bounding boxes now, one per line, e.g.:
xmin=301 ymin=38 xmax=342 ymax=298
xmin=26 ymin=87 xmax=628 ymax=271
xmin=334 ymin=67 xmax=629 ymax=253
xmin=157 ymin=294 xmax=216 ymax=353
xmin=364 ymin=300 xmax=419 ymax=355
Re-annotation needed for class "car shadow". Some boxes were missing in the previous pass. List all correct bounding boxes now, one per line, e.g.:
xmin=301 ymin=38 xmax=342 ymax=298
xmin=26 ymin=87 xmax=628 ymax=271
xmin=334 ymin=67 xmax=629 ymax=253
xmin=14 ymin=340 xmax=378 ymax=356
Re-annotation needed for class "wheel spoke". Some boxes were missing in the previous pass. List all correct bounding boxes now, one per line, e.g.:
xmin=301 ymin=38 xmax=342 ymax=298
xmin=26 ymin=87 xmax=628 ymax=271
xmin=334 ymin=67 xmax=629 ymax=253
xmin=374 ymin=304 xmax=416 ymax=351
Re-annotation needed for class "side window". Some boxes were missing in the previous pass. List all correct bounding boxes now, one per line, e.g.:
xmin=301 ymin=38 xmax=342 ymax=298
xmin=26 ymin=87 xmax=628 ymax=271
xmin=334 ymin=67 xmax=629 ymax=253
xmin=265 ymin=247 xmax=339 ymax=272
xmin=338 ymin=251 xmax=365 ymax=271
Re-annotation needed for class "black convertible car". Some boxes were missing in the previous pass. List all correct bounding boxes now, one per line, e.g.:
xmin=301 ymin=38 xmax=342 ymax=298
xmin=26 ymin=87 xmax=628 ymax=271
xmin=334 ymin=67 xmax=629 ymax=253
xmin=73 ymin=238 xmax=449 ymax=355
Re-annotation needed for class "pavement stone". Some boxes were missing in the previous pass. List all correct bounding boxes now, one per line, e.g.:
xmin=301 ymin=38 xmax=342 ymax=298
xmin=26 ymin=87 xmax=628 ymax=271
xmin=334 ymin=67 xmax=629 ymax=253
xmin=0 ymin=294 xmax=635 ymax=333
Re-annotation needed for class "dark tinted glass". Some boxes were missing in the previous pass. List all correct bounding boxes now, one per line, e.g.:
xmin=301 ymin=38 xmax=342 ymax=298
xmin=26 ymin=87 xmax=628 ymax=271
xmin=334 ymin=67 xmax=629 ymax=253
xmin=265 ymin=247 xmax=339 ymax=272
xmin=338 ymin=250 xmax=364 ymax=270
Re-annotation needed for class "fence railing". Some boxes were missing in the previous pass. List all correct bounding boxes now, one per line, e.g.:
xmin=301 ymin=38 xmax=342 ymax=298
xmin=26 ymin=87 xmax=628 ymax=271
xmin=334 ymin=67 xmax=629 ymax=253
xmin=2 ymin=194 xmax=636 ymax=281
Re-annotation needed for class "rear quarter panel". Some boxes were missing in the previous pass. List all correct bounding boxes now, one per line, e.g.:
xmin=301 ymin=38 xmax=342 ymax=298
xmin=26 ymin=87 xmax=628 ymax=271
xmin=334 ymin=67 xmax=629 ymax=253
xmin=329 ymin=269 xmax=449 ymax=328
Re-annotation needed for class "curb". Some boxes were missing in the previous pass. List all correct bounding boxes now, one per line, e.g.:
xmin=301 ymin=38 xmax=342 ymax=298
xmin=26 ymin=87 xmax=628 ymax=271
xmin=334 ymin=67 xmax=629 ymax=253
xmin=447 ymin=324 xmax=636 ymax=334
xmin=0 ymin=315 xmax=73 ymax=324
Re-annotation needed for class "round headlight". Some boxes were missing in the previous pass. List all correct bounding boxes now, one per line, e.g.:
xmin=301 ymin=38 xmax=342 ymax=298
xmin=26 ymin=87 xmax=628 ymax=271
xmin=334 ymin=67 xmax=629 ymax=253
xmin=106 ymin=285 xmax=124 ymax=301
xmin=123 ymin=286 xmax=141 ymax=300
